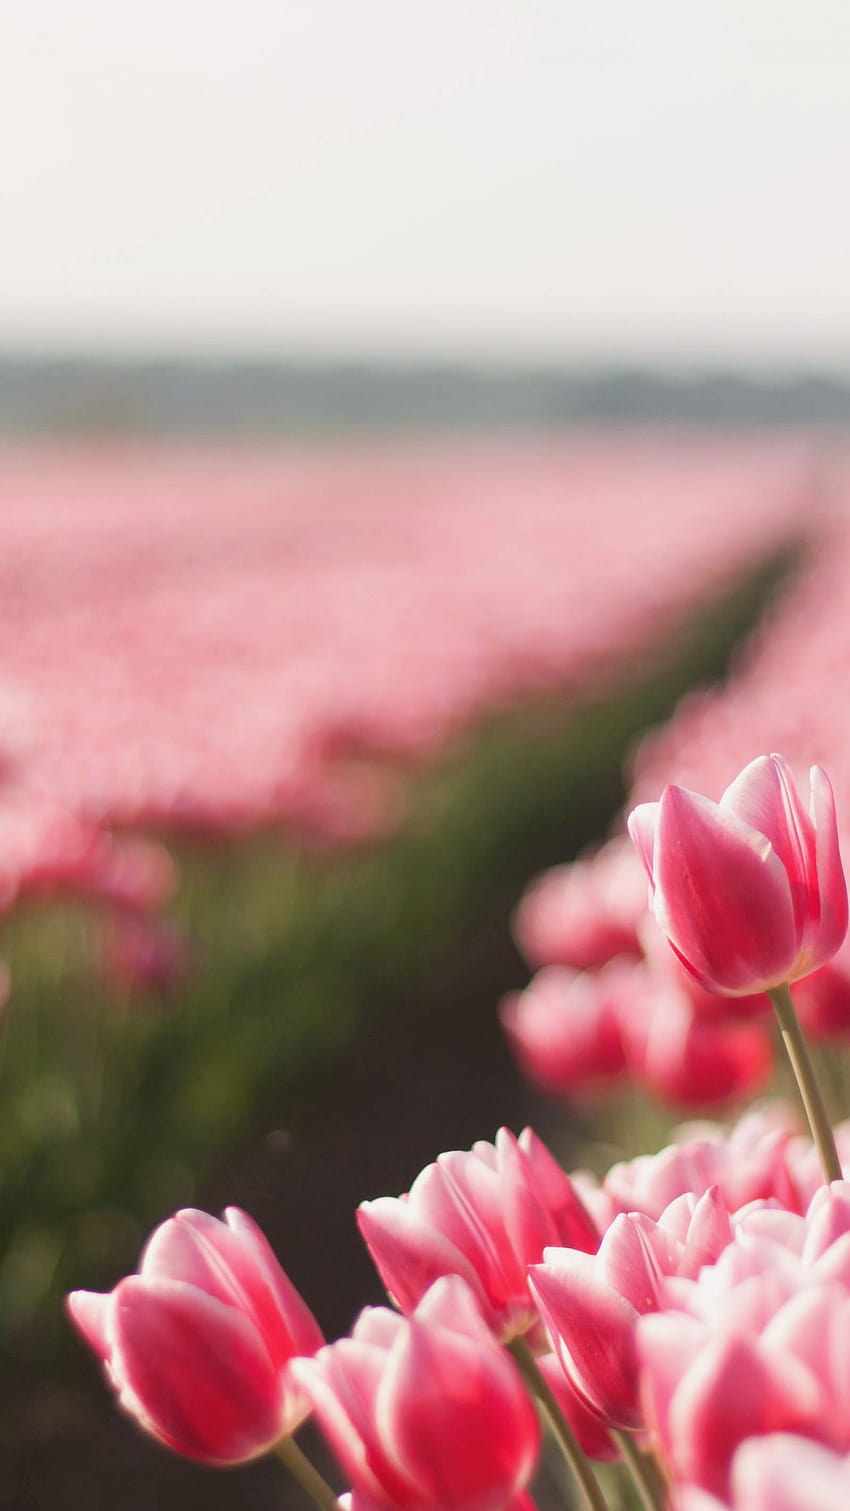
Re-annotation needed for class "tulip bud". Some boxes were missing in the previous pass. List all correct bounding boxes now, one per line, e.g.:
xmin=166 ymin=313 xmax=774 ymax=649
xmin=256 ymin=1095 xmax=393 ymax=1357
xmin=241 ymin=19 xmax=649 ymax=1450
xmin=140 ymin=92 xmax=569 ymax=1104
xmin=628 ymin=755 xmax=848 ymax=997
xmin=293 ymin=1276 xmax=540 ymax=1511
xmin=67 ymin=1206 xmax=323 ymax=1464
xmin=357 ymin=1127 xmax=598 ymax=1341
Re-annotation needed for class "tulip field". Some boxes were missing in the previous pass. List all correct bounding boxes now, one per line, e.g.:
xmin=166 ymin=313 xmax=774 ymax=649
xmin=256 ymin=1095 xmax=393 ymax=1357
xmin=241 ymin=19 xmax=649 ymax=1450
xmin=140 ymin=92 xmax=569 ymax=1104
xmin=7 ymin=429 xmax=850 ymax=1511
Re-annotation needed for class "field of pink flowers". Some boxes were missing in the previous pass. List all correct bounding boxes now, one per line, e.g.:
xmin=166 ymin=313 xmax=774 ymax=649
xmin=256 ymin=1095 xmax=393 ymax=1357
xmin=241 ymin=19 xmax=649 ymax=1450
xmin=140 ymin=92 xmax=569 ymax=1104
xmin=2 ymin=430 xmax=841 ymax=1511
xmin=0 ymin=435 xmax=811 ymax=931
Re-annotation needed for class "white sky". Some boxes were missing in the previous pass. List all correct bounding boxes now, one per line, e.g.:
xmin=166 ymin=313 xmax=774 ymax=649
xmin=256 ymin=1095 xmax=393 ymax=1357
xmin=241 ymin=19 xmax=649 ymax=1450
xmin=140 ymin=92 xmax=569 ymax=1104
xmin=2 ymin=1 xmax=850 ymax=365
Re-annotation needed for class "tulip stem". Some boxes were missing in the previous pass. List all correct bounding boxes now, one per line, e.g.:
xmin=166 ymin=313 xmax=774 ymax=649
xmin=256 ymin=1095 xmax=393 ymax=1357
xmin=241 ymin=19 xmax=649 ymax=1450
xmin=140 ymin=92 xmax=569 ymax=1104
xmin=769 ymin=982 xmax=842 ymax=1185
xmin=274 ymin=1434 xmax=340 ymax=1511
xmin=612 ymin=1430 xmax=667 ymax=1511
xmin=508 ymin=1337 xmax=610 ymax=1511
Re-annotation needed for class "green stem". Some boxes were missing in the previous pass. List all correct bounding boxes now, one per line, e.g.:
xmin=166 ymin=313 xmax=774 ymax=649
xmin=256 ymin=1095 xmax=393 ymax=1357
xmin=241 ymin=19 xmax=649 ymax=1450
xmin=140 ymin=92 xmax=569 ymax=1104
xmin=274 ymin=1435 xmax=339 ymax=1511
xmin=509 ymin=1337 xmax=610 ymax=1511
xmin=769 ymin=982 xmax=842 ymax=1184
xmin=612 ymin=1430 xmax=667 ymax=1511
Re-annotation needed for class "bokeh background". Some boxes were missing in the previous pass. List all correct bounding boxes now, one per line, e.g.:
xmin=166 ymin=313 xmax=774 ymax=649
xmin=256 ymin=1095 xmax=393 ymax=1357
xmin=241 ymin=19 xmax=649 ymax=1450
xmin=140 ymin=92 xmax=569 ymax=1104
xmin=3 ymin=3 xmax=850 ymax=1507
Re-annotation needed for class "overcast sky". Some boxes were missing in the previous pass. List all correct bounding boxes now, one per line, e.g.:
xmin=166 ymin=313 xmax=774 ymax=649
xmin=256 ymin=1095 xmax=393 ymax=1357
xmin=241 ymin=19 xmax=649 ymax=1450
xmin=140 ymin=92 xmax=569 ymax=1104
xmin=2 ymin=1 xmax=849 ymax=366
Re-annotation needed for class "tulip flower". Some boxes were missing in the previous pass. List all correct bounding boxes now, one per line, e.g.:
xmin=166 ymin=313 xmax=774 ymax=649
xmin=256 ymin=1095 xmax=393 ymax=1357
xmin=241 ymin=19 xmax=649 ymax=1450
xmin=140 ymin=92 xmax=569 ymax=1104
xmin=529 ymin=1214 xmax=669 ymax=1429
xmin=729 ymin=1433 xmax=850 ymax=1511
xmin=512 ymin=838 xmax=646 ymax=972
xmin=292 ymin=1276 xmax=540 ymax=1511
xmin=628 ymin=754 xmax=847 ymax=998
xmin=66 ymin=1206 xmax=324 ymax=1464
xmin=639 ymin=1314 xmax=824 ymax=1499
xmin=357 ymin=1127 xmax=599 ymax=1341
xmin=625 ymin=982 xmax=773 ymax=1110
xmin=499 ymin=961 xmax=629 ymax=1097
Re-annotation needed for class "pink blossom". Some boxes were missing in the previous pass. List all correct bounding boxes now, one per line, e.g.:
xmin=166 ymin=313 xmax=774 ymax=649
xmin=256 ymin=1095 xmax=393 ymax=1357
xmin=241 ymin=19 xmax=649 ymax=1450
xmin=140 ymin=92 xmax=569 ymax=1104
xmin=728 ymin=1433 xmax=850 ymax=1511
xmin=499 ymin=961 xmax=629 ymax=1096
xmin=357 ymin=1127 xmax=598 ymax=1341
xmin=66 ymin=1206 xmax=323 ymax=1464
xmin=629 ymin=755 xmax=848 ymax=996
xmin=530 ymin=1188 xmax=735 ymax=1430
xmin=641 ymin=1320 xmax=823 ymax=1500
xmin=512 ymin=838 xmax=645 ymax=971
xmin=637 ymin=1181 xmax=850 ymax=1498
xmin=621 ymin=976 xmax=773 ymax=1109
xmin=790 ymin=942 xmax=850 ymax=1041
xmin=292 ymin=1276 xmax=540 ymax=1511
xmin=529 ymin=1214 xmax=663 ymax=1429
xmin=601 ymin=1103 xmax=801 ymax=1222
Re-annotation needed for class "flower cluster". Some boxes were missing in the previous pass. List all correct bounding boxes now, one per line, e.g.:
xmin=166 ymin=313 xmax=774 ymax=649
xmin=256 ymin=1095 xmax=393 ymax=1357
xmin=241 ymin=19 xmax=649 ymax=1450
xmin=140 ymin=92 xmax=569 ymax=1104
xmin=69 ymin=1108 xmax=850 ymax=1511
xmin=0 ymin=437 xmax=808 ymax=992
xmin=67 ymin=753 xmax=850 ymax=1511
xmin=507 ymin=753 xmax=850 ymax=1109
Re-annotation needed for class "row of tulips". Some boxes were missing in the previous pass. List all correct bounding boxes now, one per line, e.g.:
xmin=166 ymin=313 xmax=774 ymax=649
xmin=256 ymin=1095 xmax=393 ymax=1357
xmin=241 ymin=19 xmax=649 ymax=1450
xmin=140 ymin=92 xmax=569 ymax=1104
xmin=70 ymin=754 xmax=850 ymax=1509
xmin=0 ymin=436 xmax=810 ymax=988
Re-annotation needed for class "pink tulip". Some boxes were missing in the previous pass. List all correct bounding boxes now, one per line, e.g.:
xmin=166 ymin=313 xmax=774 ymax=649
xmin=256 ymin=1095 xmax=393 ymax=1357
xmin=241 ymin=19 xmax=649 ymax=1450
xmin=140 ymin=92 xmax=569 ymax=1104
xmin=624 ymin=983 xmax=773 ymax=1110
xmin=499 ymin=961 xmax=629 ymax=1097
xmin=792 ymin=951 xmax=850 ymax=1041
xmin=357 ymin=1127 xmax=598 ymax=1341
xmin=512 ymin=838 xmax=646 ymax=971
xmin=628 ymin=754 xmax=848 ymax=996
xmin=292 ymin=1276 xmax=540 ymax=1511
xmin=531 ymin=1190 xmax=735 ymax=1432
xmin=66 ymin=1206 xmax=324 ymax=1464
xmin=602 ymin=1103 xmax=800 ymax=1223
xmin=639 ymin=1318 xmax=823 ymax=1499
xmin=529 ymin=1214 xmax=667 ymax=1429
xmin=730 ymin=1434 xmax=850 ymax=1511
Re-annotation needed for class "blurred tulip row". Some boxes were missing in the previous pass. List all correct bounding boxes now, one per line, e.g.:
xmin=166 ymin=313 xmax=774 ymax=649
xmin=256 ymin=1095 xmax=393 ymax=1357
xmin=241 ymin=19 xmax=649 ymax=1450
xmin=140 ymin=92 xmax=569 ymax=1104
xmin=0 ymin=435 xmax=810 ymax=989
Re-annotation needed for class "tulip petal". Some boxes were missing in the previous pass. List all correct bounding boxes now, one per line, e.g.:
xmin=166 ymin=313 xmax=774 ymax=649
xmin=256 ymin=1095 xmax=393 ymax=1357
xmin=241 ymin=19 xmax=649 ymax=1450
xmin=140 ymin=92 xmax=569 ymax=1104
xmin=294 ymin=1338 xmax=407 ymax=1504
xmin=626 ymin=803 xmax=657 ymax=882
xmin=529 ymin=1251 xmax=643 ymax=1428
xmin=669 ymin=1332 xmax=821 ymax=1497
xmin=808 ymin=764 xmax=849 ymax=971
xmin=536 ymin=1352 xmax=618 ymax=1462
xmin=140 ymin=1210 xmax=242 ymax=1300
xmin=414 ymin=1274 xmax=494 ymax=1345
xmin=733 ymin=1434 xmax=850 ymax=1511
xmin=653 ymin=785 xmax=797 ymax=994
xmin=357 ymin=1197 xmax=483 ymax=1316
xmin=721 ymin=756 xmax=815 ymax=912
xmin=516 ymin=1126 xmax=599 ymax=1254
xmin=638 ymin=1310 xmax=708 ymax=1458
xmin=221 ymin=1208 xmax=325 ymax=1363
xmin=141 ymin=1208 xmax=323 ymax=1371
xmin=66 ymin=1289 xmax=112 ymax=1361
xmin=110 ymin=1276 xmax=284 ymax=1463
xmin=378 ymin=1317 xmax=539 ymax=1511
xmin=351 ymin=1306 xmax=406 ymax=1349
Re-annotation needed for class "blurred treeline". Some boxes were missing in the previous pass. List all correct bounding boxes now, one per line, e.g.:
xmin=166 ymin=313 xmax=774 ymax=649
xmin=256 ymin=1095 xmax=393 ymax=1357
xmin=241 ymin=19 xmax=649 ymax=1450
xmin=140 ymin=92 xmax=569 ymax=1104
xmin=1 ymin=356 xmax=850 ymax=434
